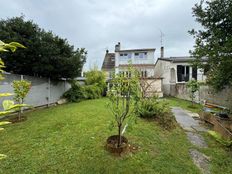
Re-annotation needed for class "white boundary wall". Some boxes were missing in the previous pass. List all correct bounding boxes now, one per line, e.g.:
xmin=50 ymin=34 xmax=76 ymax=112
xmin=0 ymin=73 xmax=71 ymax=109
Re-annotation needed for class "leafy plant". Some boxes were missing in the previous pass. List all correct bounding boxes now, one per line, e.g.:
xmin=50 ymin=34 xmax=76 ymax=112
xmin=136 ymin=97 xmax=169 ymax=118
xmin=107 ymin=66 xmax=140 ymax=147
xmin=136 ymin=97 xmax=176 ymax=130
xmin=64 ymin=69 xmax=106 ymax=102
xmin=187 ymin=79 xmax=200 ymax=107
xmin=63 ymin=82 xmax=84 ymax=102
xmin=208 ymin=130 xmax=232 ymax=147
xmin=0 ymin=40 xmax=25 ymax=159
xmin=12 ymin=80 xmax=31 ymax=120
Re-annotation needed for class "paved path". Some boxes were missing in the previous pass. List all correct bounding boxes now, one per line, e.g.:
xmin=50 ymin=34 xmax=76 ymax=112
xmin=172 ymin=107 xmax=210 ymax=174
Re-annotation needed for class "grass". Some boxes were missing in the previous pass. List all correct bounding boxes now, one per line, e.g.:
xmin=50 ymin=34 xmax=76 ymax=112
xmin=0 ymin=98 xmax=201 ymax=174
xmin=164 ymin=97 xmax=203 ymax=113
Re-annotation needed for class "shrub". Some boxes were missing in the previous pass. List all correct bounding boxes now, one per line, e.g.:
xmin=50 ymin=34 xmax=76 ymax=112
xmin=136 ymin=97 xmax=176 ymax=130
xmin=63 ymin=82 xmax=84 ymax=102
xmin=82 ymin=85 xmax=102 ymax=99
xmin=63 ymin=82 xmax=103 ymax=102
xmin=136 ymin=97 xmax=169 ymax=118
xmin=63 ymin=69 xmax=106 ymax=102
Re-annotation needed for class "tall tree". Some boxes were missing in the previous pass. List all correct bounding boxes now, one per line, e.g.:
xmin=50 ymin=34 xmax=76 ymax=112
xmin=190 ymin=0 xmax=232 ymax=91
xmin=0 ymin=16 xmax=86 ymax=79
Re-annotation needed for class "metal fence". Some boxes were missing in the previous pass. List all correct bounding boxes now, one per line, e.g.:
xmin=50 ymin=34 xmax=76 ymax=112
xmin=0 ymin=73 xmax=71 ymax=110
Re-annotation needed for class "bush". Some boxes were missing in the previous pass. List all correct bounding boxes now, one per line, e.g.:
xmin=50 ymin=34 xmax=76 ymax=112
xmin=63 ymin=82 xmax=84 ymax=102
xmin=82 ymin=85 xmax=102 ymax=99
xmin=136 ymin=97 xmax=169 ymax=118
xmin=63 ymin=69 xmax=106 ymax=102
xmin=136 ymin=97 xmax=176 ymax=130
xmin=63 ymin=82 xmax=103 ymax=102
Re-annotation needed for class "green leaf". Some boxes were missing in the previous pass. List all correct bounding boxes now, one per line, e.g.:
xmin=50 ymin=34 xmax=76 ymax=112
xmin=0 ymin=110 xmax=13 ymax=116
xmin=9 ymin=42 xmax=26 ymax=49
xmin=2 ymin=100 xmax=15 ymax=111
xmin=0 ymin=93 xmax=13 ymax=97
xmin=0 ymin=121 xmax=11 ymax=126
xmin=6 ymin=103 xmax=32 ymax=111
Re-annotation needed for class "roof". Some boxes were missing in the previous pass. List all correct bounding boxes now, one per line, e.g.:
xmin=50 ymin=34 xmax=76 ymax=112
xmin=116 ymin=48 xmax=156 ymax=52
xmin=101 ymin=52 xmax=115 ymax=70
xmin=158 ymin=56 xmax=195 ymax=63
xmin=117 ymin=64 xmax=155 ymax=68
xmin=158 ymin=56 xmax=208 ymax=63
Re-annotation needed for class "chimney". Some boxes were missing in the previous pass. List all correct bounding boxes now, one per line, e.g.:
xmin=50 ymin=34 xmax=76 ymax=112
xmin=106 ymin=49 xmax=109 ymax=54
xmin=160 ymin=46 xmax=164 ymax=58
xmin=115 ymin=42 xmax=121 ymax=52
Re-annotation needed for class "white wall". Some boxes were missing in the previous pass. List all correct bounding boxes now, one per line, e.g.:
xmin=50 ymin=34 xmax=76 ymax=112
xmin=154 ymin=60 xmax=207 ymax=95
xmin=115 ymin=50 xmax=155 ymax=77
xmin=0 ymin=73 xmax=71 ymax=110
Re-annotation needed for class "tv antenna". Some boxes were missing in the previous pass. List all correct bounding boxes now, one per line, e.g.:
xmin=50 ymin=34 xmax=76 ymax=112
xmin=159 ymin=30 xmax=164 ymax=46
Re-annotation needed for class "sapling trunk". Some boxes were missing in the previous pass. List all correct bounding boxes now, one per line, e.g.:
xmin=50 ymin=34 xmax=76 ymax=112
xmin=117 ymin=123 xmax=122 ymax=147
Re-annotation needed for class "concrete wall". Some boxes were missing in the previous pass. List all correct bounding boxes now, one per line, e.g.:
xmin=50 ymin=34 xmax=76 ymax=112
xmin=168 ymin=83 xmax=232 ymax=110
xmin=0 ymin=73 xmax=71 ymax=110
xmin=141 ymin=78 xmax=163 ymax=98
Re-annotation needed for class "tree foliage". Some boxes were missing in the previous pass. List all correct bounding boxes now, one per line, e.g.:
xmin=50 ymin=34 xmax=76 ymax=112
xmin=0 ymin=16 xmax=86 ymax=79
xmin=107 ymin=66 xmax=140 ymax=147
xmin=190 ymin=0 xmax=232 ymax=91
xmin=187 ymin=79 xmax=200 ymax=106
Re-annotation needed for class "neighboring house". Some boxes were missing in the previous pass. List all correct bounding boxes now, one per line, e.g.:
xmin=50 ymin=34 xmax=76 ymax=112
xmin=114 ymin=42 xmax=156 ymax=78
xmin=101 ymin=50 xmax=115 ymax=78
xmin=154 ymin=56 xmax=207 ymax=95
xmin=101 ymin=42 xmax=163 ymax=97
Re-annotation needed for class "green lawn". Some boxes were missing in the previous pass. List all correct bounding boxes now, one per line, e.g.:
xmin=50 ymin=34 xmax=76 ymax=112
xmin=164 ymin=97 xmax=203 ymax=113
xmin=0 ymin=98 xmax=200 ymax=174
xmin=0 ymin=98 xmax=231 ymax=173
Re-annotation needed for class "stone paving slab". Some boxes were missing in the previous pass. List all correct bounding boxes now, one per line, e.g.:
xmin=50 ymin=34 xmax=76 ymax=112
xmin=172 ymin=107 xmax=210 ymax=174
xmin=172 ymin=107 xmax=208 ymax=132
xmin=189 ymin=149 xmax=210 ymax=174
xmin=186 ymin=132 xmax=208 ymax=148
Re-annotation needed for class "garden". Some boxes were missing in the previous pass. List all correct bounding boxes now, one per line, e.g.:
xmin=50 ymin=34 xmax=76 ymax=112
xmin=0 ymin=48 xmax=231 ymax=173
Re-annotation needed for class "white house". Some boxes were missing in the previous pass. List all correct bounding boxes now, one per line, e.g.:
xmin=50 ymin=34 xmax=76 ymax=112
xmin=154 ymin=57 xmax=207 ymax=95
xmin=101 ymin=42 xmax=163 ymax=97
xmin=114 ymin=42 xmax=156 ymax=78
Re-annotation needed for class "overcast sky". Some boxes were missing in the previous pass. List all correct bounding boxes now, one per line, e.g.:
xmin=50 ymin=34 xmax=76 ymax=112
xmin=1 ymin=0 xmax=201 ymax=71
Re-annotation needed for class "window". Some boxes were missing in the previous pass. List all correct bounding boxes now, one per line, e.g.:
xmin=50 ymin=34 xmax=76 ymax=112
xmin=141 ymin=70 xmax=147 ymax=78
xmin=135 ymin=52 xmax=147 ymax=59
xmin=119 ymin=53 xmax=131 ymax=59
xmin=177 ymin=65 xmax=189 ymax=82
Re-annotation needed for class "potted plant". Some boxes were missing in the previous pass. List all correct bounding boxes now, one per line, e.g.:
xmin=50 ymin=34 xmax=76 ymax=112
xmin=107 ymin=66 xmax=140 ymax=154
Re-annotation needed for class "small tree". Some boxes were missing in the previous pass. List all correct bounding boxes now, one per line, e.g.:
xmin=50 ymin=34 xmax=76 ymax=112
xmin=12 ymin=80 xmax=31 ymax=120
xmin=187 ymin=79 xmax=200 ymax=106
xmin=107 ymin=66 xmax=140 ymax=148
